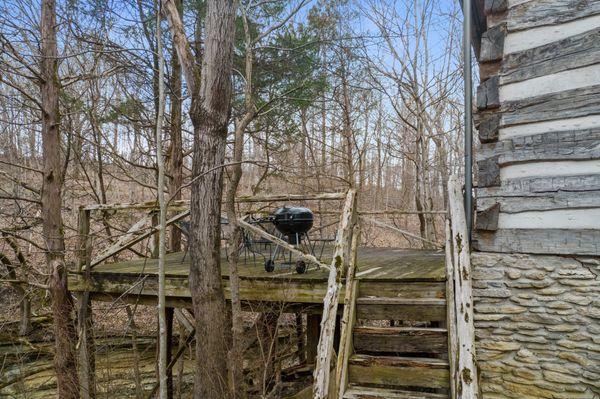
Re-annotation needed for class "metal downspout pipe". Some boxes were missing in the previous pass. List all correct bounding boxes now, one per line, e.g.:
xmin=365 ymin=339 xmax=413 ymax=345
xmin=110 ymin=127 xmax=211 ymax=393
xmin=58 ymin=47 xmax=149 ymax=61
xmin=463 ymin=0 xmax=473 ymax=242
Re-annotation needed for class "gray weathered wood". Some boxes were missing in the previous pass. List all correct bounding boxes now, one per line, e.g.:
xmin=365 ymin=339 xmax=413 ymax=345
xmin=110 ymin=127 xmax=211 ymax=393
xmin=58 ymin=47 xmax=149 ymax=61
xmin=347 ymin=355 xmax=449 ymax=389
xmin=478 ymin=189 xmax=600 ymax=214
xmin=343 ymin=386 xmax=447 ymax=399
xmin=501 ymin=84 xmax=600 ymax=127
xmin=474 ymin=228 xmax=600 ymax=255
xmin=477 ymin=156 xmax=500 ymax=187
xmin=335 ymin=280 xmax=358 ymax=399
xmin=480 ymin=127 xmax=600 ymax=166
xmin=448 ymin=176 xmax=479 ymax=399
xmin=479 ymin=174 xmax=600 ymax=197
xmin=313 ymin=189 xmax=357 ymax=399
xmin=476 ymin=203 xmax=500 ymax=231
xmin=353 ymin=327 xmax=447 ymax=354
xmin=502 ymin=27 xmax=600 ymax=84
xmin=359 ymin=281 xmax=445 ymax=299
xmin=444 ymin=220 xmax=457 ymax=399
xmin=507 ymin=0 xmax=600 ymax=32
xmin=335 ymin=226 xmax=361 ymax=399
xmin=484 ymin=0 xmax=507 ymax=15
xmin=356 ymin=298 xmax=447 ymax=322
xmin=477 ymin=113 xmax=500 ymax=143
xmin=480 ymin=23 xmax=505 ymax=63
xmin=477 ymin=76 xmax=500 ymax=110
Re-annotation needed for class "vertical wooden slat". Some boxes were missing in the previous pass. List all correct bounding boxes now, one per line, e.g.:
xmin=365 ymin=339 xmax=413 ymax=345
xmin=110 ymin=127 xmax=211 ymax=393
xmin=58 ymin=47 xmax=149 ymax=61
xmin=313 ymin=189 xmax=357 ymax=399
xmin=334 ymin=225 xmax=361 ymax=399
xmin=448 ymin=176 xmax=480 ymax=398
xmin=445 ymin=219 xmax=458 ymax=399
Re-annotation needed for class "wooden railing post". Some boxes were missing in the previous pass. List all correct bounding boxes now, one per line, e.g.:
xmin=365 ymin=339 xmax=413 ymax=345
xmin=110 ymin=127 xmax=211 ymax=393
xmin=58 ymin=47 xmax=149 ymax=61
xmin=76 ymin=208 xmax=96 ymax=399
xmin=334 ymin=224 xmax=361 ymax=398
xmin=313 ymin=189 xmax=357 ymax=399
xmin=448 ymin=176 xmax=480 ymax=398
xmin=445 ymin=219 xmax=458 ymax=399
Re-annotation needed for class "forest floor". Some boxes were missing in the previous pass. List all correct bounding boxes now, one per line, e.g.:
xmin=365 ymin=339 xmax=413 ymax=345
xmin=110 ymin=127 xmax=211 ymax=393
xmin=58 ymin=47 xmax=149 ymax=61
xmin=0 ymin=301 xmax=309 ymax=398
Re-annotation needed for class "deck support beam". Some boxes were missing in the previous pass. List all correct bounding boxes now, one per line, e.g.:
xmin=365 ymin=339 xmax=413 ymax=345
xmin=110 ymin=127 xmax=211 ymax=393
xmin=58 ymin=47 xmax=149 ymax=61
xmin=76 ymin=208 xmax=96 ymax=399
xmin=306 ymin=314 xmax=321 ymax=365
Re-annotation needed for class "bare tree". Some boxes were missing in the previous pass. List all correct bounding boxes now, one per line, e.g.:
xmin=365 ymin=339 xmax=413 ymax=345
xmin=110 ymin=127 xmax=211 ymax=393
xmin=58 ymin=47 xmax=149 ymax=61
xmin=155 ymin=2 xmax=168 ymax=397
xmin=40 ymin=0 xmax=79 ymax=397
xmin=163 ymin=0 xmax=238 ymax=397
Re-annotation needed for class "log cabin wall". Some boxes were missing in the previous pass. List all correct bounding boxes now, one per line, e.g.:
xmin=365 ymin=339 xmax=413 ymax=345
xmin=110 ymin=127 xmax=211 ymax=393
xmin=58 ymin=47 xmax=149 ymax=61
xmin=472 ymin=1 xmax=600 ymax=398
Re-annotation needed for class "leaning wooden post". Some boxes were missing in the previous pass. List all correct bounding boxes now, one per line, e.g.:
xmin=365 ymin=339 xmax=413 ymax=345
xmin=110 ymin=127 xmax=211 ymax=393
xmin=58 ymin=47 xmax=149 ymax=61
xmin=334 ymin=225 xmax=361 ymax=399
xmin=445 ymin=218 xmax=458 ymax=399
xmin=313 ymin=189 xmax=357 ymax=399
xmin=76 ymin=207 xmax=96 ymax=399
xmin=448 ymin=176 xmax=480 ymax=398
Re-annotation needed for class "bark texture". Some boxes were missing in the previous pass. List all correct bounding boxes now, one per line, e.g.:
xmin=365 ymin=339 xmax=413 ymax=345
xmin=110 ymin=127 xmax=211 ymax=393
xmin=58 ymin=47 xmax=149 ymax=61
xmin=40 ymin=0 xmax=80 ymax=397
xmin=185 ymin=0 xmax=238 ymax=397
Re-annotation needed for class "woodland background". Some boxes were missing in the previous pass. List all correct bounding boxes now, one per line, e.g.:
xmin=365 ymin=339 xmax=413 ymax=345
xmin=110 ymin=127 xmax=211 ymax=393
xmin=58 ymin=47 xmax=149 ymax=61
xmin=0 ymin=0 xmax=468 ymax=397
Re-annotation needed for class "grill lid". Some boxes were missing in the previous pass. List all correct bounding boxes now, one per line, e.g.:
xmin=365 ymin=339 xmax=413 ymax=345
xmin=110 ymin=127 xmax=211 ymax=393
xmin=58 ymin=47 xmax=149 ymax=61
xmin=272 ymin=206 xmax=314 ymax=236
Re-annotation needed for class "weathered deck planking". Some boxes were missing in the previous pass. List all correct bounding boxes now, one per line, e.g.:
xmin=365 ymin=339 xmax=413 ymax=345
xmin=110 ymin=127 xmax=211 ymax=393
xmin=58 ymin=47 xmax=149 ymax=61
xmin=69 ymin=247 xmax=445 ymax=306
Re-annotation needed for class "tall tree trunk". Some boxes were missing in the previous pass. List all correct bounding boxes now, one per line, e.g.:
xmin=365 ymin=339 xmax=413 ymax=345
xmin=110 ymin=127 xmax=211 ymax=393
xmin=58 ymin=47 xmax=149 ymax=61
xmin=168 ymin=0 xmax=183 ymax=253
xmin=40 ymin=1 xmax=79 ymax=397
xmin=164 ymin=1 xmax=237 ymax=395
xmin=155 ymin=5 xmax=168 ymax=398
xmin=169 ymin=0 xmax=238 ymax=397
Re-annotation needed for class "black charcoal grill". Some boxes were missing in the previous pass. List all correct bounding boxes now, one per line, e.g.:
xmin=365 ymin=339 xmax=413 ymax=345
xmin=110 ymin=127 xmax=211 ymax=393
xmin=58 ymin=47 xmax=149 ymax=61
xmin=272 ymin=206 xmax=314 ymax=245
xmin=263 ymin=206 xmax=317 ymax=274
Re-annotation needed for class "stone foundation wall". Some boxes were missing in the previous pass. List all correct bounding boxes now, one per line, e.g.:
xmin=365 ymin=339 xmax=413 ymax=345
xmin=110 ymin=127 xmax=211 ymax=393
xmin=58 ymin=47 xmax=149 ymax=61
xmin=471 ymin=252 xmax=600 ymax=399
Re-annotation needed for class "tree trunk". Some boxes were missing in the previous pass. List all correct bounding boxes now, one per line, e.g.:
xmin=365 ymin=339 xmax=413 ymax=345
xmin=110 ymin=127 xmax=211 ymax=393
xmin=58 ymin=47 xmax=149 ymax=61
xmin=155 ymin=6 xmax=168 ymax=397
xmin=40 ymin=1 xmax=79 ymax=397
xmin=188 ymin=1 xmax=237 ymax=397
xmin=224 ymin=126 xmax=246 ymax=398
xmin=168 ymin=0 xmax=183 ymax=253
xmin=163 ymin=0 xmax=237 ymax=395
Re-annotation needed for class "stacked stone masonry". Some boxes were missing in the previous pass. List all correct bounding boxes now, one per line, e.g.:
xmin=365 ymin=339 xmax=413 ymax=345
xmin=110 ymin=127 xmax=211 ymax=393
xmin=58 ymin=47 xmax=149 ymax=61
xmin=472 ymin=253 xmax=600 ymax=399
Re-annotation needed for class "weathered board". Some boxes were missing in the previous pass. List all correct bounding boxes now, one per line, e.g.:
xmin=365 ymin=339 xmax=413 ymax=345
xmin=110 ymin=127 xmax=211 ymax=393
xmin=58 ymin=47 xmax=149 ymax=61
xmin=507 ymin=0 xmax=600 ymax=32
xmin=343 ymin=386 xmax=447 ymax=399
xmin=474 ymin=228 xmax=600 ymax=255
xmin=355 ymin=298 xmax=446 ymax=322
xmin=478 ymin=127 xmax=600 ymax=165
xmin=502 ymin=27 xmax=600 ymax=84
xmin=501 ymin=84 xmax=600 ymax=127
xmin=353 ymin=327 xmax=448 ymax=354
xmin=347 ymin=355 xmax=449 ymax=389
xmin=480 ymin=23 xmax=505 ymax=63
xmin=478 ymin=189 xmax=600 ymax=214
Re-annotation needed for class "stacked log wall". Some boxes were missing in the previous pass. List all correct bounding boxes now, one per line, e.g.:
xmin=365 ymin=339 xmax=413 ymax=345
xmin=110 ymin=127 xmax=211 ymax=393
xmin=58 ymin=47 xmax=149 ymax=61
xmin=472 ymin=1 xmax=600 ymax=398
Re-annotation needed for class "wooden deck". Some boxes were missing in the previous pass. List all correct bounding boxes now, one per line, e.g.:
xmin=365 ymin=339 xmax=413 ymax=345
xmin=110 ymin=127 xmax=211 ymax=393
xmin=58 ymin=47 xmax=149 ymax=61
xmin=69 ymin=247 xmax=445 ymax=307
